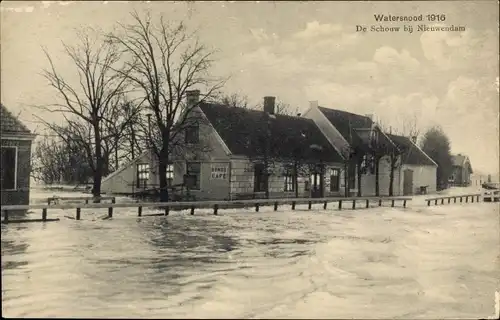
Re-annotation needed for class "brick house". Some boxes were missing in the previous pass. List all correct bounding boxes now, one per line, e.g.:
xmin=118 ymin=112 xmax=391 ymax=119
xmin=303 ymin=102 xmax=401 ymax=196
xmin=102 ymin=92 xmax=345 ymax=199
xmin=1 ymin=104 xmax=36 ymax=206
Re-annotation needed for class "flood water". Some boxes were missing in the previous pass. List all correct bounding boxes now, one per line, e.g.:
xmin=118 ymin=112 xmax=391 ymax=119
xmin=2 ymin=201 xmax=499 ymax=318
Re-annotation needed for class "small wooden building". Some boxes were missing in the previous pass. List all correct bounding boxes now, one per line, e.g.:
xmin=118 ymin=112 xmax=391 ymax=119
xmin=1 ymin=104 xmax=36 ymax=206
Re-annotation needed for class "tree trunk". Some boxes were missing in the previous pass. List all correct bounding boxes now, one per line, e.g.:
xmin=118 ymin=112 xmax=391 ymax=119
xmin=356 ymin=157 xmax=362 ymax=197
xmin=158 ymin=146 xmax=169 ymax=202
xmin=294 ymin=161 xmax=299 ymax=198
xmin=375 ymin=156 xmax=380 ymax=197
xmin=388 ymin=155 xmax=396 ymax=196
xmin=344 ymin=162 xmax=349 ymax=197
xmin=92 ymin=122 xmax=103 ymax=198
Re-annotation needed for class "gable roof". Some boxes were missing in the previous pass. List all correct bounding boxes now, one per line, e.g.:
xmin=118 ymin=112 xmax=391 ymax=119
xmin=386 ymin=134 xmax=437 ymax=166
xmin=1 ymin=103 xmax=32 ymax=135
xmin=317 ymin=107 xmax=374 ymax=147
xmin=451 ymin=154 xmax=473 ymax=173
xmin=199 ymin=103 xmax=344 ymax=163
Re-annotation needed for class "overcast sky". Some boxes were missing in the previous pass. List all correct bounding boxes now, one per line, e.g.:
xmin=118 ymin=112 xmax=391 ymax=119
xmin=1 ymin=1 xmax=499 ymax=174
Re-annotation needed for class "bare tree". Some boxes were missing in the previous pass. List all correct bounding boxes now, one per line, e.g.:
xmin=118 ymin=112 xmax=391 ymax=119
xmin=38 ymin=28 xmax=139 ymax=196
xmin=108 ymin=11 xmax=225 ymax=202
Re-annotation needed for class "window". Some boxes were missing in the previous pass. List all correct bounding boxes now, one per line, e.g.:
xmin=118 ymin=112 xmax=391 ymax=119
xmin=185 ymin=123 xmax=199 ymax=144
xmin=166 ymin=164 xmax=174 ymax=186
xmin=284 ymin=174 xmax=294 ymax=192
xmin=254 ymin=163 xmax=268 ymax=192
xmin=1 ymin=146 xmax=17 ymax=190
xmin=186 ymin=162 xmax=201 ymax=190
xmin=330 ymin=168 xmax=340 ymax=192
xmin=137 ymin=163 xmax=150 ymax=188
xmin=211 ymin=164 xmax=228 ymax=179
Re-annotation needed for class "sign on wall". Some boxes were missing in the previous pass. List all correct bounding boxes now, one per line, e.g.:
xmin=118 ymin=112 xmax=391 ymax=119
xmin=211 ymin=164 xmax=228 ymax=179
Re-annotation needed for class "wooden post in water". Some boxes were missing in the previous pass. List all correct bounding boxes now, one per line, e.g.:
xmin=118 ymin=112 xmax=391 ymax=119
xmin=460 ymin=197 xmax=463 ymax=203
xmin=379 ymin=199 xmax=382 ymax=206
xmin=465 ymin=196 xmax=469 ymax=203
xmin=42 ymin=208 xmax=47 ymax=221
xmin=352 ymin=200 xmax=356 ymax=209
xmin=76 ymin=208 xmax=81 ymax=220
xmin=434 ymin=199 xmax=438 ymax=205
xmin=323 ymin=201 xmax=327 ymax=209
xmin=274 ymin=202 xmax=278 ymax=211
xmin=190 ymin=206 xmax=195 ymax=215
xmin=471 ymin=196 xmax=474 ymax=203
xmin=391 ymin=200 xmax=395 ymax=207
xmin=365 ymin=199 xmax=369 ymax=208
xmin=441 ymin=198 xmax=444 ymax=205
xmin=427 ymin=200 xmax=430 ymax=206
xmin=338 ymin=200 xmax=342 ymax=210
xmin=213 ymin=204 xmax=218 ymax=215
xmin=255 ymin=203 xmax=259 ymax=212
xmin=108 ymin=207 xmax=113 ymax=218
xmin=308 ymin=201 xmax=312 ymax=210
xmin=4 ymin=210 xmax=9 ymax=223
xmin=403 ymin=200 xmax=407 ymax=208
xmin=448 ymin=198 xmax=450 ymax=204
xmin=454 ymin=197 xmax=457 ymax=203
xmin=138 ymin=206 xmax=142 ymax=217
xmin=292 ymin=201 xmax=296 ymax=210
xmin=165 ymin=206 xmax=170 ymax=216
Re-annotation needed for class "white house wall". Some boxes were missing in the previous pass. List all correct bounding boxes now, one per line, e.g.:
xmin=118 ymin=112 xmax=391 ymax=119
xmin=101 ymin=152 xmax=151 ymax=194
xmin=400 ymin=164 xmax=437 ymax=194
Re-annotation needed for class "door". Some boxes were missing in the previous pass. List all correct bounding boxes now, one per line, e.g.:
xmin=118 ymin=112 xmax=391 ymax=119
xmin=310 ymin=165 xmax=324 ymax=198
xmin=403 ymin=169 xmax=414 ymax=195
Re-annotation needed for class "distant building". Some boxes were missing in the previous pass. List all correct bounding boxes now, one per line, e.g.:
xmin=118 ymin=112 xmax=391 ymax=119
xmin=449 ymin=154 xmax=473 ymax=187
xmin=1 ymin=104 xmax=36 ymax=206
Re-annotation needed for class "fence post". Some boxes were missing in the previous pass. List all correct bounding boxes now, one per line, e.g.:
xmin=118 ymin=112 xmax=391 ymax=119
xmin=255 ymin=203 xmax=259 ymax=212
xmin=4 ymin=210 xmax=9 ymax=223
xmin=352 ymin=200 xmax=356 ymax=209
xmin=427 ymin=200 xmax=430 ymax=206
xmin=379 ymin=199 xmax=382 ymax=206
xmin=391 ymin=200 xmax=395 ymax=207
xmin=338 ymin=200 xmax=342 ymax=210
xmin=465 ymin=196 xmax=468 ymax=203
xmin=454 ymin=197 xmax=457 ymax=203
xmin=460 ymin=197 xmax=463 ymax=203
xmin=42 ymin=208 xmax=47 ymax=221
xmin=434 ymin=199 xmax=438 ymax=205
xmin=165 ymin=206 xmax=170 ymax=216
xmin=190 ymin=206 xmax=195 ymax=215
xmin=76 ymin=208 xmax=81 ymax=220
xmin=441 ymin=198 xmax=444 ymax=205
xmin=138 ymin=206 xmax=142 ymax=217
xmin=274 ymin=202 xmax=278 ymax=211
xmin=108 ymin=207 xmax=113 ymax=218
xmin=365 ymin=199 xmax=369 ymax=208
xmin=308 ymin=201 xmax=312 ymax=210
xmin=471 ymin=196 xmax=474 ymax=203
xmin=403 ymin=200 xmax=407 ymax=208
xmin=323 ymin=201 xmax=327 ymax=209
xmin=292 ymin=201 xmax=296 ymax=210
xmin=447 ymin=198 xmax=450 ymax=204
xmin=213 ymin=204 xmax=218 ymax=215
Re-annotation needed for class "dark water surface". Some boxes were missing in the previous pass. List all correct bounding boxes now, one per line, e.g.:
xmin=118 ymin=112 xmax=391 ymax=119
xmin=2 ymin=203 xmax=499 ymax=318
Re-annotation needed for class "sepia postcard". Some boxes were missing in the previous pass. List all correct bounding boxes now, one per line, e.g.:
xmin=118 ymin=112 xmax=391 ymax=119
xmin=1 ymin=1 xmax=499 ymax=319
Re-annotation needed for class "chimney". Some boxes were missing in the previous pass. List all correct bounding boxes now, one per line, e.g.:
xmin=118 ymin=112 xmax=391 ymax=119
xmin=309 ymin=101 xmax=318 ymax=109
xmin=411 ymin=136 xmax=417 ymax=143
xmin=186 ymin=90 xmax=200 ymax=109
xmin=263 ymin=96 xmax=276 ymax=115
